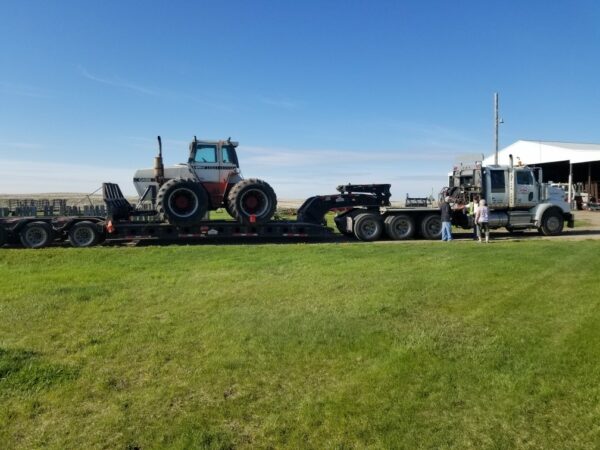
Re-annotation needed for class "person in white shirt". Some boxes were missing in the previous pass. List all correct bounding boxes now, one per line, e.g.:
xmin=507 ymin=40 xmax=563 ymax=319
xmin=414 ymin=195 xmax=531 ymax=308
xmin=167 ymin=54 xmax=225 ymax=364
xmin=475 ymin=199 xmax=490 ymax=243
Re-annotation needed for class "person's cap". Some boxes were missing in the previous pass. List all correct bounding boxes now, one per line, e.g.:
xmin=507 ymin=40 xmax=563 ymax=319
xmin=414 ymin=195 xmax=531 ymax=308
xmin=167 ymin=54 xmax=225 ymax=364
xmin=445 ymin=196 xmax=451 ymax=202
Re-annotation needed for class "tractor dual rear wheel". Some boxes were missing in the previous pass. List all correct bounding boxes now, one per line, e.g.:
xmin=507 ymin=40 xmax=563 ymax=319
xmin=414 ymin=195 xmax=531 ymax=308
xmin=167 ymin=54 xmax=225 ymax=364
xmin=227 ymin=179 xmax=277 ymax=224
xmin=156 ymin=178 xmax=209 ymax=226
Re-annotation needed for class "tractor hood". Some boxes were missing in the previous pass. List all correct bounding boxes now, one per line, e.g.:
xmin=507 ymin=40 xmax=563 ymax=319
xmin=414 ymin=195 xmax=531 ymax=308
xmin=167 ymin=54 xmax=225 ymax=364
xmin=132 ymin=164 xmax=193 ymax=198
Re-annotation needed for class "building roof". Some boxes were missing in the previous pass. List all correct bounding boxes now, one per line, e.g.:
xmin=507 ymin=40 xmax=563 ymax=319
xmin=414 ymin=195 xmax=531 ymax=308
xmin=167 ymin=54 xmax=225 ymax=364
xmin=482 ymin=140 xmax=600 ymax=166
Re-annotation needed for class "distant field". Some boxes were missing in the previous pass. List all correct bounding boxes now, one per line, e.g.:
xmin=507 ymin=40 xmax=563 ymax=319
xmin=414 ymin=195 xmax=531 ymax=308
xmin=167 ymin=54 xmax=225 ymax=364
xmin=1 ymin=241 xmax=600 ymax=449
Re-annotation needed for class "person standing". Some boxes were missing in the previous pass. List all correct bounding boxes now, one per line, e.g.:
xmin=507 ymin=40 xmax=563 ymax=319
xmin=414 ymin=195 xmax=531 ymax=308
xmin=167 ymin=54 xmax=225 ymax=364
xmin=475 ymin=199 xmax=490 ymax=243
xmin=467 ymin=195 xmax=480 ymax=240
xmin=440 ymin=196 xmax=453 ymax=241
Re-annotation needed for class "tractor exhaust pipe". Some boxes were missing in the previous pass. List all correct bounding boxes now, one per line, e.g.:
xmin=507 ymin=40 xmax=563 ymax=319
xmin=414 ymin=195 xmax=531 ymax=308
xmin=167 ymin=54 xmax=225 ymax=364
xmin=154 ymin=135 xmax=165 ymax=186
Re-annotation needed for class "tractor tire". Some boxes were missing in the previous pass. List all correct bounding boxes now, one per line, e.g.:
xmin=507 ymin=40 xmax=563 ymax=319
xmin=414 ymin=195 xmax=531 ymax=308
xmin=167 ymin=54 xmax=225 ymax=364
xmin=20 ymin=221 xmax=54 ymax=249
xmin=539 ymin=207 xmax=564 ymax=236
xmin=227 ymin=178 xmax=277 ymax=224
xmin=68 ymin=221 xmax=102 ymax=247
xmin=420 ymin=214 xmax=442 ymax=240
xmin=156 ymin=178 xmax=208 ymax=226
xmin=384 ymin=214 xmax=415 ymax=240
xmin=353 ymin=213 xmax=383 ymax=242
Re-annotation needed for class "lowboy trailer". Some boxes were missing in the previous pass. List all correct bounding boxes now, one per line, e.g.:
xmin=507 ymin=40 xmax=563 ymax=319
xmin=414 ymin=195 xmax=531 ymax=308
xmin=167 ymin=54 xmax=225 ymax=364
xmin=0 ymin=183 xmax=452 ymax=248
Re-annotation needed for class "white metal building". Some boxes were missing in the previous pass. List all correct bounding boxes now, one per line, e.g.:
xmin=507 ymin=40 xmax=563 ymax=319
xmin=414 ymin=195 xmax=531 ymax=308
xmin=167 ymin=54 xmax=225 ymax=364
xmin=483 ymin=140 xmax=600 ymax=202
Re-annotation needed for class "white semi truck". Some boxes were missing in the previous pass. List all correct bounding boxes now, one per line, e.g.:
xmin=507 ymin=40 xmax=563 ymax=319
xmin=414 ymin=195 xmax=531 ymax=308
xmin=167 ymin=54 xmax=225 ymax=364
xmin=444 ymin=156 xmax=573 ymax=235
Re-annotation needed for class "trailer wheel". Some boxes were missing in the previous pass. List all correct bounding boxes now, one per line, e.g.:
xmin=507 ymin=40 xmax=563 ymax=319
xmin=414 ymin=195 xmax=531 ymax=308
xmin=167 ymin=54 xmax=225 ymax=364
xmin=539 ymin=208 xmax=564 ymax=236
xmin=20 ymin=221 xmax=54 ymax=249
xmin=156 ymin=178 xmax=208 ymax=226
xmin=227 ymin=178 xmax=277 ymax=224
xmin=68 ymin=221 xmax=102 ymax=247
xmin=384 ymin=214 xmax=415 ymax=240
xmin=420 ymin=214 xmax=442 ymax=240
xmin=353 ymin=213 xmax=383 ymax=241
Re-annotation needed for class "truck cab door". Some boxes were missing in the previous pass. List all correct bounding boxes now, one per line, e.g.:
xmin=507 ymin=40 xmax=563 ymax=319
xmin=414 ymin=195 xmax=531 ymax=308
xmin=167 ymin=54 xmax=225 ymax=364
xmin=513 ymin=169 xmax=537 ymax=208
xmin=189 ymin=144 xmax=221 ymax=206
xmin=486 ymin=168 xmax=509 ymax=209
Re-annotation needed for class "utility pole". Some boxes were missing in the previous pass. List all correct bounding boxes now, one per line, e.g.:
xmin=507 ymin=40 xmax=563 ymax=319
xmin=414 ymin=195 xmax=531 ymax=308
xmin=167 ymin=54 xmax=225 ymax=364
xmin=494 ymin=92 xmax=499 ymax=165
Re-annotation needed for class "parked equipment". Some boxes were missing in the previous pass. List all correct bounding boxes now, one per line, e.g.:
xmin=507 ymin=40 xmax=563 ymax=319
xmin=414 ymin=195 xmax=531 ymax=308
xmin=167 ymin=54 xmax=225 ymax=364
xmin=0 ymin=141 xmax=574 ymax=249
xmin=444 ymin=156 xmax=573 ymax=235
xmin=134 ymin=137 xmax=277 ymax=225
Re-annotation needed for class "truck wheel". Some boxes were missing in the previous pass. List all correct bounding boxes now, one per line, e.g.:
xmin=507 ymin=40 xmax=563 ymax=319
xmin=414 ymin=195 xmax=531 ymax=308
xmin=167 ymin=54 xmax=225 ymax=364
xmin=384 ymin=214 xmax=415 ymax=240
xmin=539 ymin=208 xmax=564 ymax=236
xmin=20 ymin=221 xmax=54 ymax=249
xmin=227 ymin=178 xmax=277 ymax=224
xmin=353 ymin=213 xmax=383 ymax=241
xmin=420 ymin=214 xmax=442 ymax=240
xmin=156 ymin=178 xmax=208 ymax=226
xmin=68 ymin=221 xmax=102 ymax=247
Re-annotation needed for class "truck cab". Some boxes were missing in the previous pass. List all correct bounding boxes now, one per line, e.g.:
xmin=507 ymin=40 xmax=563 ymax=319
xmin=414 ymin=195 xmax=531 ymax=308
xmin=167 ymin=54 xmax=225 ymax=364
xmin=447 ymin=156 xmax=572 ymax=235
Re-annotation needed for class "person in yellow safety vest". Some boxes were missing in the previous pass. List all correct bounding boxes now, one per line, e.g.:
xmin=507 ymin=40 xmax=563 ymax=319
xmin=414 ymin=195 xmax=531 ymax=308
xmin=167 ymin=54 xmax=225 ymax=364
xmin=466 ymin=195 xmax=480 ymax=240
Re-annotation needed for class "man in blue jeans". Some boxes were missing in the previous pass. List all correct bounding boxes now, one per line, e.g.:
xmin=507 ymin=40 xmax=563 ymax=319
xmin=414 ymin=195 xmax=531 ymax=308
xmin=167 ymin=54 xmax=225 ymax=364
xmin=440 ymin=196 xmax=453 ymax=241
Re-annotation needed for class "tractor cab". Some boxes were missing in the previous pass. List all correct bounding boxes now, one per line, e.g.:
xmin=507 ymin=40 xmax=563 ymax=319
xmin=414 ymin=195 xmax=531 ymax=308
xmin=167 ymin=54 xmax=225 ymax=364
xmin=188 ymin=139 xmax=240 ymax=168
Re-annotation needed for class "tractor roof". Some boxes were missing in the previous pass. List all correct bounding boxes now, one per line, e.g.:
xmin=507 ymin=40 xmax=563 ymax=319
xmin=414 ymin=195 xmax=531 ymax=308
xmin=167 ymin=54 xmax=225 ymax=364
xmin=190 ymin=139 xmax=239 ymax=148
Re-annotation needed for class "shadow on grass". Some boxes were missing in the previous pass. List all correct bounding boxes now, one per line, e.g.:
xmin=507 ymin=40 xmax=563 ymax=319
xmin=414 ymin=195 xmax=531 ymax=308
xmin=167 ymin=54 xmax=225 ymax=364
xmin=0 ymin=347 xmax=79 ymax=394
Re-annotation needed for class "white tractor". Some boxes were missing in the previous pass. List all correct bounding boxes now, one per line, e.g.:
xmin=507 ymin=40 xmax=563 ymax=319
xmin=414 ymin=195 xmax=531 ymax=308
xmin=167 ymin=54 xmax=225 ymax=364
xmin=133 ymin=137 xmax=277 ymax=225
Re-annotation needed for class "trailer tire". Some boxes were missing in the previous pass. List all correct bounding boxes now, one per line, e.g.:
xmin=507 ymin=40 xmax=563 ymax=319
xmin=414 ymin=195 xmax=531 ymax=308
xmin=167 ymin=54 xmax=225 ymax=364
xmin=68 ymin=221 xmax=102 ymax=247
xmin=156 ymin=178 xmax=208 ymax=226
xmin=20 ymin=221 xmax=54 ymax=249
xmin=227 ymin=178 xmax=277 ymax=224
xmin=353 ymin=213 xmax=383 ymax=241
xmin=539 ymin=208 xmax=564 ymax=236
xmin=384 ymin=214 xmax=415 ymax=240
xmin=420 ymin=214 xmax=442 ymax=240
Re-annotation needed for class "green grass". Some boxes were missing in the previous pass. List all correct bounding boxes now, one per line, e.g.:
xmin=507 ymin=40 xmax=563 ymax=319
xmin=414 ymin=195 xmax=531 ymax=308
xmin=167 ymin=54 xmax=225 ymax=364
xmin=1 ymin=241 xmax=600 ymax=449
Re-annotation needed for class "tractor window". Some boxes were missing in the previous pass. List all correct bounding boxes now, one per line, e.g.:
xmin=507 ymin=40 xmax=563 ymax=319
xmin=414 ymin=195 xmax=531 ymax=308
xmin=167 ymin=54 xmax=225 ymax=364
xmin=194 ymin=145 xmax=217 ymax=163
xmin=221 ymin=146 xmax=238 ymax=166
xmin=490 ymin=170 xmax=506 ymax=193
xmin=516 ymin=171 xmax=533 ymax=185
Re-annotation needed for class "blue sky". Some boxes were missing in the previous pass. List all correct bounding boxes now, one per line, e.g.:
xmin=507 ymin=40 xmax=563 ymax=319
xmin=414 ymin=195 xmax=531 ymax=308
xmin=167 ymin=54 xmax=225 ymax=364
xmin=1 ymin=0 xmax=599 ymax=199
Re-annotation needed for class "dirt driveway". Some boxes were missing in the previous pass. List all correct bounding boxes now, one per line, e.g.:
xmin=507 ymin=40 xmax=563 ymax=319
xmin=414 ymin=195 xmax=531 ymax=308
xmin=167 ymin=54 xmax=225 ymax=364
xmin=450 ymin=210 xmax=600 ymax=242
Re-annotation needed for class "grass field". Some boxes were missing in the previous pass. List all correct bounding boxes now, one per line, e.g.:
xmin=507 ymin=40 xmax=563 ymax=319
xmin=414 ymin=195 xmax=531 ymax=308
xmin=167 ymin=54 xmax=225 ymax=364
xmin=1 ymin=240 xmax=600 ymax=449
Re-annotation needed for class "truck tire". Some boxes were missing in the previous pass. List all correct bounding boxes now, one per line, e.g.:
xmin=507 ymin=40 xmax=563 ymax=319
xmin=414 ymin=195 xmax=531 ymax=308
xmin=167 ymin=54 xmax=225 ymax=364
xmin=156 ymin=178 xmax=208 ymax=226
xmin=384 ymin=214 xmax=415 ymax=240
xmin=539 ymin=208 xmax=564 ymax=236
xmin=68 ymin=221 xmax=102 ymax=247
xmin=20 ymin=221 xmax=54 ymax=249
xmin=353 ymin=213 xmax=383 ymax=241
xmin=227 ymin=178 xmax=277 ymax=224
xmin=420 ymin=214 xmax=442 ymax=240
